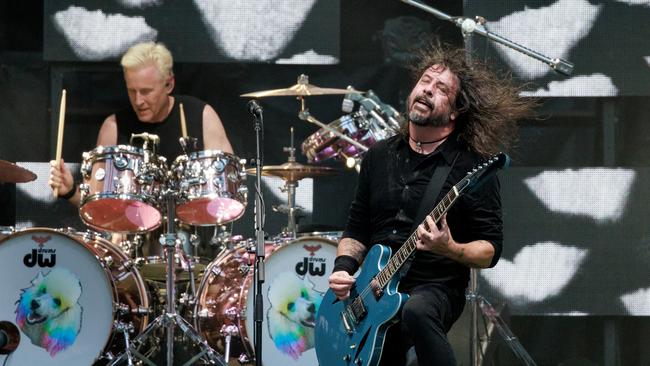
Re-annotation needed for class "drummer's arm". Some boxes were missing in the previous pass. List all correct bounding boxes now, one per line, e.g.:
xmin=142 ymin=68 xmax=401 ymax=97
xmin=97 ymin=115 xmax=118 ymax=147
xmin=202 ymin=105 xmax=233 ymax=154
xmin=59 ymin=116 xmax=118 ymax=207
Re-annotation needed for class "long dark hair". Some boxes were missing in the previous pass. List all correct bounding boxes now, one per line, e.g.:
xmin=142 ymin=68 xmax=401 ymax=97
xmin=405 ymin=42 xmax=535 ymax=157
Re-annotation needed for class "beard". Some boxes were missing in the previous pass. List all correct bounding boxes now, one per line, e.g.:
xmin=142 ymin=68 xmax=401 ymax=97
xmin=408 ymin=108 xmax=450 ymax=127
xmin=408 ymin=95 xmax=451 ymax=127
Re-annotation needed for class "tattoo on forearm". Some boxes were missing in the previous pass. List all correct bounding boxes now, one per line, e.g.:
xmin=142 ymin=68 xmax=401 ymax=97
xmin=338 ymin=238 xmax=367 ymax=262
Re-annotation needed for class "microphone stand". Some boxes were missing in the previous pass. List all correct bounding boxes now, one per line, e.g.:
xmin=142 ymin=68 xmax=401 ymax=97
xmin=398 ymin=1 xmax=573 ymax=365
xmin=399 ymin=0 xmax=574 ymax=76
xmin=251 ymin=103 xmax=266 ymax=366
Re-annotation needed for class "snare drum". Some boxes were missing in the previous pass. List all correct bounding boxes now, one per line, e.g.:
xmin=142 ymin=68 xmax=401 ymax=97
xmin=301 ymin=111 xmax=396 ymax=163
xmin=195 ymin=236 xmax=337 ymax=365
xmin=0 ymin=228 xmax=149 ymax=365
xmin=79 ymin=145 xmax=167 ymax=233
xmin=171 ymin=150 xmax=247 ymax=226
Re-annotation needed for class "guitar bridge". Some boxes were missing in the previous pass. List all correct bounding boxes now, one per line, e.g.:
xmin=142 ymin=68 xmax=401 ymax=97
xmin=340 ymin=297 xmax=367 ymax=335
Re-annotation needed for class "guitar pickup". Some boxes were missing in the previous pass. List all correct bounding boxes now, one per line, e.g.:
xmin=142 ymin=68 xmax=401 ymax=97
xmin=341 ymin=308 xmax=355 ymax=335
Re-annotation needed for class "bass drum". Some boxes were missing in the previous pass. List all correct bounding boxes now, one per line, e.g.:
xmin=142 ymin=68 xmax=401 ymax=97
xmin=195 ymin=236 xmax=337 ymax=365
xmin=0 ymin=228 xmax=149 ymax=365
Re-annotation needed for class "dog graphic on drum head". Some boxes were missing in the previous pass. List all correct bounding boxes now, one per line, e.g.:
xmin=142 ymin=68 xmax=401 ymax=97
xmin=266 ymin=271 xmax=323 ymax=360
xmin=15 ymin=267 xmax=83 ymax=356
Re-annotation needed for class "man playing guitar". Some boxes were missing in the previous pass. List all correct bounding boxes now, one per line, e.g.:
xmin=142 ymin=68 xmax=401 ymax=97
xmin=327 ymin=42 xmax=534 ymax=365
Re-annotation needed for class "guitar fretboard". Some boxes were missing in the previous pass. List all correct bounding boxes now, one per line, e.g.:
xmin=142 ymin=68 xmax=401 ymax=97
xmin=374 ymin=185 xmax=461 ymax=289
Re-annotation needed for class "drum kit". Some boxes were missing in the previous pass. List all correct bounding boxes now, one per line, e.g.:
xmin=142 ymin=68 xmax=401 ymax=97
xmin=0 ymin=75 xmax=401 ymax=365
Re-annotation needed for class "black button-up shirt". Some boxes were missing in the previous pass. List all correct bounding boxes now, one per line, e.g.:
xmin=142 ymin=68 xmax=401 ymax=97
xmin=342 ymin=133 xmax=503 ymax=293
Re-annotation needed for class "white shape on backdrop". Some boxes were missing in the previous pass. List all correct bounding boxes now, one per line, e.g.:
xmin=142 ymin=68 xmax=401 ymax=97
xmin=615 ymin=0 xmax=650 ymax=6
xmin=524 ymin=168 xmax=635 ymax=222
xmin=620 ymin=287 xmax=650 ymax=315
xmin=276 ymin=50 xmax=339 ymax=65
xmin=116 ymin=0 xmax=163 ymax=9
xmin=645 ymin=56 xmax=650 ymax=67
xmin=481 ymin=242 xmax=588 ymax=304
xmin=521 ymin=73 xmax=618 ymax=97
xmin=192 ymin=0 xmax=317 ymax=61
xmin=261 ymin=176 xmax=313 ymax=215
xmin=487 ymin=0 xmax=602 ymax=80
xmin=52 ymin=6 xmax=157 ymax=61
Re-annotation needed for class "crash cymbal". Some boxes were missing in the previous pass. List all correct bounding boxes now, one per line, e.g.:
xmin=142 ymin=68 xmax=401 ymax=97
xmin=0 ymin=160 xmax=36 ymax=183
xmin=246 ymin=161 xmax=338 ymax=182
xmin=241 ymin=74 xmax=363 ymax=98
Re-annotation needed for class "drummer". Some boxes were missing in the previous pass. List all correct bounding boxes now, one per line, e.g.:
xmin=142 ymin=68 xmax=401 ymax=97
xmin=48 ymin=41 xmax=233 ymax=205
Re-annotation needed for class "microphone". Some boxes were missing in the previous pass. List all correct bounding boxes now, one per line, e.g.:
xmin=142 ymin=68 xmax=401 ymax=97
xmin=0 ymin=321 xmax=19 ymax=354
xmin=247 ymin=100 xmax=263 ymax=117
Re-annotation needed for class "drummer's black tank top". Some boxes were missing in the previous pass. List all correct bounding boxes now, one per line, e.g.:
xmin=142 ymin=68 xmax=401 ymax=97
xmin=115 ymin=95 xmax=206 ymax=161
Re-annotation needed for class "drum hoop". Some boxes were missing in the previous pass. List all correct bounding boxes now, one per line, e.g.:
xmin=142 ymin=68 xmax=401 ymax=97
xmin=81 ymin=193 xmax=163 ymax=206
xmin=0 ymin=227 xmax=126 ymax=359
xmin=86 ymin=144 xmax=145 ymax=158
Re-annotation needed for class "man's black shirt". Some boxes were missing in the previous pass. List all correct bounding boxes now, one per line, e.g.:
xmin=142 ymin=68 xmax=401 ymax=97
xmin=342 ymin=133 xmax=503 ymax=293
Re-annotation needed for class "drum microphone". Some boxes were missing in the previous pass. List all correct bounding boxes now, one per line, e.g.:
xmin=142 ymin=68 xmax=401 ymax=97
xmin=247 ymin=100 xmax=263 ymax=118
xmin=0 ymin=321 xmax=19 ymax=354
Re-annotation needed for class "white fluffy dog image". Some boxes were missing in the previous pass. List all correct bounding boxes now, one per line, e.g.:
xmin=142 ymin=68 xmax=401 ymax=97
xmin=15 ymin=267 xmax=83 ymax=356
xmin=266 ymin=271 xmax=323 ymax=360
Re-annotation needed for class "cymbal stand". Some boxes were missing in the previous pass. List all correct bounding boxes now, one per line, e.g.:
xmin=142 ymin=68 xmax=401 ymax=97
xmin=109 ymin=193 xmax=226 ymax=366
xmin=277 ymin=127 xmax=301 ymax=238
xmin=297 ymin=96 xmax=369 ymax=153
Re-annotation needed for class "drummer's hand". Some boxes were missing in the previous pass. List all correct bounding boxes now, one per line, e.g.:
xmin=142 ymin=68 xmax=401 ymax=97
xmin=49 ymin=159 xmax=74 ymax=196
xmin=329 ymin=270 xmax=356 ymax=300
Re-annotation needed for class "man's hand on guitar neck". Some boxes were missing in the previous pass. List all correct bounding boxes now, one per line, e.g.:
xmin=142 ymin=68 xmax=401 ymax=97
xmin=416 ymin=214 xmax=495 ymax=268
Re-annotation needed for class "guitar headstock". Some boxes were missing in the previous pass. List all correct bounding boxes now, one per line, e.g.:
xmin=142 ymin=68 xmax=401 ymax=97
xmin=455 ymin=152 xmax=510 ymax=194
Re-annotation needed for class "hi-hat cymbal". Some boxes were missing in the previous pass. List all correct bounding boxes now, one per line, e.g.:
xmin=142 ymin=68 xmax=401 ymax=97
xmin=246 ymin=161 xmax=338 ymax=182
xmin=0 ymin=160 xmax=36 ymax=183
xmin=241 ymin=74 xmax=363 ymax=98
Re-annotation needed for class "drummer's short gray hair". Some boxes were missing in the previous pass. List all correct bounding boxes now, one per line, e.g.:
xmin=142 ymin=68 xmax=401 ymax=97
xmin=120 ymin=42 xmax=174 ymax=79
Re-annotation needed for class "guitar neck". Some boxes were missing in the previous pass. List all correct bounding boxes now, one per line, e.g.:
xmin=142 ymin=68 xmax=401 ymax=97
xmin=374 ymin=185 xmax=461 ymax=288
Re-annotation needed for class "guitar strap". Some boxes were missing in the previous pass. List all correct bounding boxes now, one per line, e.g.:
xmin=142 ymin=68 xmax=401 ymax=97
xmin=399 ymin=151 xmax=460 ymax=279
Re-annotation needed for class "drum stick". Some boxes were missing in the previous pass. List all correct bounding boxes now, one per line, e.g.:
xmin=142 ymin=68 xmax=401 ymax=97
xmin=180 ymin=103 xmax=188 ymax=138
xmin=53 ymin=89 xmax=66 ymax=197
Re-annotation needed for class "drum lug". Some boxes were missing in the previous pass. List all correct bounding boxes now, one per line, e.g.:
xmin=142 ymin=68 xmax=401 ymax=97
xmin=239 ymin=354 xmax=252 ymax=364
xmin=224 ymin=306 xmax=242 ymax=321
xmin=114 ymin=302 xmax=131 ymax=315
xmin=131 ymin=306 xmax=151 ymax=315
xmin=102 ymin=255 xmax=114 ymax=268
xmin=79 ymin=183 xmax=89 ymax=197
xmin=239 ymin=264 xmax=250 ymax=276
xmin=113 ymin=176 xmax=123 ymax=192
xmin=114 ymin=320 xmax=135 ymax=334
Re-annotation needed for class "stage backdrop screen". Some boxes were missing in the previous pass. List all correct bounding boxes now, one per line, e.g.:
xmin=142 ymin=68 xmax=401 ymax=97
xmin=464 ymin=0 xmax=650 ymax=96
xmin=44 ymin=0 xmax=340 ymax=64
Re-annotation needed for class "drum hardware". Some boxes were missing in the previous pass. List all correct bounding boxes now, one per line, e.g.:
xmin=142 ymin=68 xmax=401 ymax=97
xmin=108 ymin=193 xmax=226 ymax=366
xmin=0 ymin=160 xmax=36 ymax=183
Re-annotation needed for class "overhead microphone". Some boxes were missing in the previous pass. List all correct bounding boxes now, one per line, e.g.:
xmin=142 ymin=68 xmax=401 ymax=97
xmin=247 ymin=99 xmax=263 ymax=117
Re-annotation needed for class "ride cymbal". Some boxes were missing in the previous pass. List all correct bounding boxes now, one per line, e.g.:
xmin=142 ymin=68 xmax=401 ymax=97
xmin=246 ymin=161 xmax=337 ymax=182
xmin=241 ymin=74 xmax=363 ymax=98
xmin=0 ymin=160 xmax=36 ymax=183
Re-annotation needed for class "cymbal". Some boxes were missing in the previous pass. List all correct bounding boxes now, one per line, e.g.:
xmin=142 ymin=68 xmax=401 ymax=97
xmin=0 ymin=160 xmax=36 ymax=183
xmin=246 ymin=161 xmax=338 ymax=182
xmin=241 ymin=74 xmax=363 ymax=98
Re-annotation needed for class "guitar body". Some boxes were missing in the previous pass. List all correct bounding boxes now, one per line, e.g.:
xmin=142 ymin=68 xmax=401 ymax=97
xmin=315 ymin=244 xmax=408 ymax=366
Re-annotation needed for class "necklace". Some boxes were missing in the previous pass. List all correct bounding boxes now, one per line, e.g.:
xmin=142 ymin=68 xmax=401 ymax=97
xmin=409 ymin=134 xmax=449 ymax=152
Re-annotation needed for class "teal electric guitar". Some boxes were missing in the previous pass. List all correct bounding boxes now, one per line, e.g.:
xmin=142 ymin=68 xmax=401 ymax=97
xmin=315 ymin=152 xmax=510 ymax=366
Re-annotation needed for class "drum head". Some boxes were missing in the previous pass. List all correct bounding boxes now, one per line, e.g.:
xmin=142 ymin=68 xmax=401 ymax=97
xmin=80 ymin=198 xmax=162 ymax=233
xmin=0 ymin=229 xmax=114 ymax=365
xmin=176 ymin=197 xmax=245 ymax=226
xmin=244 ymin=236 xmax=337 ymax=365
